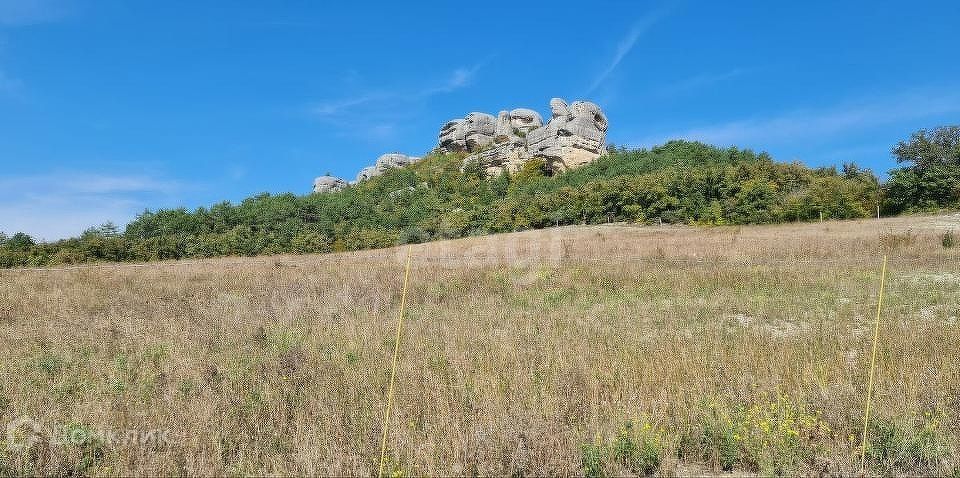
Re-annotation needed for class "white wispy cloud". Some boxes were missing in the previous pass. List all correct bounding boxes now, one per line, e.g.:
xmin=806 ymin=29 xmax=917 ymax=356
xmin=310 ymin=92 xmax=387 ymax=117
xmin=447 ymin=67 xmax=474 ymax=89
xmin=0 ymin=0 xmax=67 ymax=26
xmin=418 ymin=64 xmax=482 ymax=96
xmin=634 ymin=87 xmax=960 ymax=148
xmin=311 ymin=64 xmax=483 ymax=119
xmin=307 ymin=64 xmax=484 ymax=143
xmin=588 ymin=8 xmax=671 ymax=93
xmin=655 ymin=68 xmax=747 ymax=97
xmin=0 ymin=172 xmax=183 ymax=241
xmin=0 ymin=173 xmax=180 ymax=195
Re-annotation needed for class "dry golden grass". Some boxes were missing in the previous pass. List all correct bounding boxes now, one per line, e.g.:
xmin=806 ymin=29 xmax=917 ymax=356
xmin=1 ymin=214 xmax=958 ymax=476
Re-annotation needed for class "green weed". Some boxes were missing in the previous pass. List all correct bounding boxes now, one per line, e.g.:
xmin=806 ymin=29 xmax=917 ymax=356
xmin=580 ymin=443 xmax=605 ymax=478
xmin=692 ymin=395 xmax=829 ymax=475
xmin=866 ymin=410 xmax=949 ymax=475
xmin=611 ymin=421 xmax=662 ymax=476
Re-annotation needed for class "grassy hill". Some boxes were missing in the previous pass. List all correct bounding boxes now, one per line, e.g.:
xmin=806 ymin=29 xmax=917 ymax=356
xmin=1 ymin=141 xmax=885 ymax=268
xmin=2 ymin=214 xmax=958 ymax=475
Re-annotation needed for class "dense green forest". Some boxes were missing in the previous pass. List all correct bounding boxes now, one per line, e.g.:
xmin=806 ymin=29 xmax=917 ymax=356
xmin=2 ymin=127 xmax=958 ymax=268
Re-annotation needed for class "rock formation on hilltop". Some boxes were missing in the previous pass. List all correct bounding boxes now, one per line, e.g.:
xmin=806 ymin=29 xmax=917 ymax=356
xmin=312 ymin=153 xmax=421 ymax=193
xmin=312 ymin=175 xmax=347 ymax=193
xmin=313 ymin=98 xmax=607 ymax=192
xmin=355 ymin=153 xmax=422 ymax=182
xmin=438 ymin=98 xmax=608 ymax=175
xmin=439 ymin=112 xmax=498 ymax=152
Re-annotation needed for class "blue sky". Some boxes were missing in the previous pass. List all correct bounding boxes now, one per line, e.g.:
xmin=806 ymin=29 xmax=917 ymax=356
xmin=1 ymin=0 xmax=959 ymax=240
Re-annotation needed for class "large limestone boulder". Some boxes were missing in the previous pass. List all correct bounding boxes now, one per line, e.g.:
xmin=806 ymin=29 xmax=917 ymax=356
xmin=550 ymin=98 xmax=569 ymax=117
xmin=509 ymin=108 xmax=543 ymax=134
xmin=494 ymin=111 xmax=512 ymax=143
xmin=448 ymin=98 xmax=608 ymax=175
xmin=439 ymin=112 xmax=496 ymax=152
xmin=356 ymin=166 xmax=378 ymax=182
xmin=313 ymin=175 xmax=348 ymax=193
xmin=467 ymin=143 xmax=532 ymax=175
xmin=352 ymin=153 xmax=422 ymax=183
xmin=375 ymin=153 xmax=421 ymax=170
xmin=564 ymin=101 xmax=608 ymax=143
xmin=527 ymin=98 xmax=608 ymax=170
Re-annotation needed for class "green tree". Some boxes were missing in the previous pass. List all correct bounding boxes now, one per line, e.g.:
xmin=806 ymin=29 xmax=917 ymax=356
xmin=892 ymin=126 xmax=960 ymax=171
xmin=884 ymin=125 xmax=960 ymax=213
xmin=7 ymin=232 xmax=36 ymax=251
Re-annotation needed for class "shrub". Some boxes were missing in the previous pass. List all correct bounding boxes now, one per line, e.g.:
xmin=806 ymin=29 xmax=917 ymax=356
xmin=49 ymin=248 xmax=89 ymax=266
xmin=399 ymin=226 xmax=430 ymax=244
xmin=943 ymin=231 xmax=956 ymax=248
xmin=290 ymin=231 xmax=332 ymax=254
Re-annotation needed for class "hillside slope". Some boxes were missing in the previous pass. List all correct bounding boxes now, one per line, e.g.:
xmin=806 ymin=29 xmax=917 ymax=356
xmin=1 ymin=141 xmax=884 ymax=268
xmin=1 ymin=215 xmax=958 ymax=475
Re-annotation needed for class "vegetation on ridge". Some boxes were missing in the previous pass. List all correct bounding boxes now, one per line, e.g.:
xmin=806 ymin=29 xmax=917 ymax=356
xmin=2 ymin=125 xmax=959 ymax=268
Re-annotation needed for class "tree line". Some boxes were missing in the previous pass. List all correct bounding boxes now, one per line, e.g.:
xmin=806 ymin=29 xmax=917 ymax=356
xmin=2 ymin=127 xmax=958 ymax=268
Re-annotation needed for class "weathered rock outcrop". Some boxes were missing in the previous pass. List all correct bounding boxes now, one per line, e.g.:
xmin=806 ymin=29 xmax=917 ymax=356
xmin=526 ymin=99 xmax=608 ymax=170
xmin=314 ymin=98 xmax=607 ymax=190
xmin=437 ymin=98 xmax=607 ymax=175
xmin=313 ymin=153 xmax=422 ymax=193
xmin=375 ymin=153 xmax=421 ymax=170
xmin=355 ymin=153 xmax=422 ymax=182
xmin=355 ymin=166 xmax=378 ymax=183
xmin=439 ymin=113 xmax=497 ymax=152
xmin=312 ymin=175 xmax=348 ymax=193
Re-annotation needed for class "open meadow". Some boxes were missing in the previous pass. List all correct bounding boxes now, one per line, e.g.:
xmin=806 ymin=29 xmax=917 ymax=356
xmin=1 ymin=214 xmax=959 ymax=476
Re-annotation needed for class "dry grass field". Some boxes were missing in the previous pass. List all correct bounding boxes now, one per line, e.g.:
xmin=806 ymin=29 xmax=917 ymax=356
xmin=1 ymin=214 xmax=959 ymax=476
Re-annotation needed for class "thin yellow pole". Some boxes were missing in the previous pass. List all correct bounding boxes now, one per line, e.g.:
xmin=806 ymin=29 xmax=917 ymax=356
xmin=860 ymin=255 xmax=887 ymax=473
xmin=379 ymin=247 xmax=413 ymax=478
